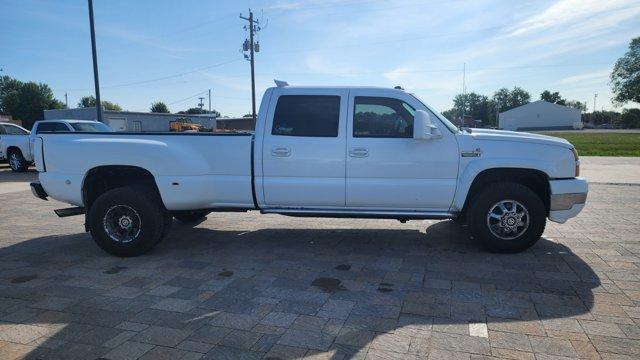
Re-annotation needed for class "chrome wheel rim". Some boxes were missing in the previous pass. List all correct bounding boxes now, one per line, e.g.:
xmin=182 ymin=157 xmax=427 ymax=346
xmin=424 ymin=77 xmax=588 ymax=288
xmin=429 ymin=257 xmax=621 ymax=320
xmin=486 ymin=199 xmax=529 ymax=240
xmin=9 ymin=153 xmax=20 ymax=170
xmin=103 ymin=205 xmax=141 ymax=243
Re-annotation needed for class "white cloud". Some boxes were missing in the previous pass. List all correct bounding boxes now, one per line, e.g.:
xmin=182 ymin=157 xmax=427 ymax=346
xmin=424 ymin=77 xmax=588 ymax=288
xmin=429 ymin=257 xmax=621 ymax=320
xmin=505 ymin=0 xmax=639 ymax=37
xmin=559 ymin=70 xmax=611 ymax=85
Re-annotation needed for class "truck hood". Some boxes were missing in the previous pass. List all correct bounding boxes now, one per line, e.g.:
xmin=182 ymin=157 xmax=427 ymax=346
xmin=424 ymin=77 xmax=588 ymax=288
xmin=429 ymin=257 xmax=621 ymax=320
xmin=465 ymin=128 xmax=573 ymax=149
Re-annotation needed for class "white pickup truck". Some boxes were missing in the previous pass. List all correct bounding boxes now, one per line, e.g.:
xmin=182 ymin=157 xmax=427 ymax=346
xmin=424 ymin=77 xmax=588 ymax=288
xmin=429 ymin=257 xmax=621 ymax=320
xmin=0 ymin=122 xmax=31 ymax=172
xmin=30 ymin=84 xmax=588 ymax=257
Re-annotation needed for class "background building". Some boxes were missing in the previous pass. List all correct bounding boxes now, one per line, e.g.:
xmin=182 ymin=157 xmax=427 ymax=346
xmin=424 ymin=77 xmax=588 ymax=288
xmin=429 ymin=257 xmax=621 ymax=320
xmin=44 ymin=108 xmax=216 ymax=132
xmin=499 ymin=100 xmax=582 ymax=131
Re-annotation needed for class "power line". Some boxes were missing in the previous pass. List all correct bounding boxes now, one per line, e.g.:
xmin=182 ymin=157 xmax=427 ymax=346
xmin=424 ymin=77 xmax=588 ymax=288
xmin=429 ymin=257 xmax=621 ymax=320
xmin=62 ymin=58 xmax=242 ymax=92
xmin=166 ymin=90 xmax=209 ymax=106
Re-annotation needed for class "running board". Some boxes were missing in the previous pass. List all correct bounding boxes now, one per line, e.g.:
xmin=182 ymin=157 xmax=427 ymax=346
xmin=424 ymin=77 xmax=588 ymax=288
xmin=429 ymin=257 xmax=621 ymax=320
xmin=261 ymin=208 xmax=456 ymax=220
xmin=54 ymin=207 xmax=85 ymax=217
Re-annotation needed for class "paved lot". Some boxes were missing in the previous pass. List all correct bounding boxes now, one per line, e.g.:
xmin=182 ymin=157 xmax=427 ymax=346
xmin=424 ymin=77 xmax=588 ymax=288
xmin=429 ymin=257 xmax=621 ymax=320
xmin=0 ymin=165 xmax=639 ymax=359
xmin=579 ymin=157 xmax=640 ymax=185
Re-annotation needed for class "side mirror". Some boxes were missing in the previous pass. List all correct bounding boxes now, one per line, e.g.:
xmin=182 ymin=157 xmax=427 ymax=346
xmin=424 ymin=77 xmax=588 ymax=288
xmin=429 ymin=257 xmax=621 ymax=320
xmin=413 ymin=110 xmax=442 ymax=140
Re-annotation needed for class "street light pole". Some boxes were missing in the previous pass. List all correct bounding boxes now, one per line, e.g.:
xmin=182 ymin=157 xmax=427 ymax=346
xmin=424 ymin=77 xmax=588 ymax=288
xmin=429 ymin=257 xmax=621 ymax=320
xmin=88 ymin=0 xmax=102 ymax=122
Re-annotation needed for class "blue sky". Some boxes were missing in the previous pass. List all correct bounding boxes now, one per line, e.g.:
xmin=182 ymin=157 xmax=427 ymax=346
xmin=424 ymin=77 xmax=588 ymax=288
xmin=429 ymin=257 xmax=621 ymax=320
xmin=1 ymin=0 xmax=639 ymax=117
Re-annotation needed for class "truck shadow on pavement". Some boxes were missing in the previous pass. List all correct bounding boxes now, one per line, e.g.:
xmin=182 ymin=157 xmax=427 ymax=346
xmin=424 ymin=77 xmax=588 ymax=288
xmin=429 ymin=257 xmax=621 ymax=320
xmin=0 ymin=219 xmax=599 ymax=359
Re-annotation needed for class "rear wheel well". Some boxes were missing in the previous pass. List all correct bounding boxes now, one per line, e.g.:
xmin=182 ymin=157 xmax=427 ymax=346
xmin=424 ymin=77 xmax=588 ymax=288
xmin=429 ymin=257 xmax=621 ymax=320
xmin=7 ymin=146 xmax=22 ymax=156
xmin=82 ymin=166 xmax=164 ymax=213
xmin=462 ymin=168 xmax=550 ymax=217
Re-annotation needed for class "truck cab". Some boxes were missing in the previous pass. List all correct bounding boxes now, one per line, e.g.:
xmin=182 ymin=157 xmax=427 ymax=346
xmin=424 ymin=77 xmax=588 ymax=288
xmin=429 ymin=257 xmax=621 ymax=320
xmin=254 ymin=86 xmax=460 ymax=213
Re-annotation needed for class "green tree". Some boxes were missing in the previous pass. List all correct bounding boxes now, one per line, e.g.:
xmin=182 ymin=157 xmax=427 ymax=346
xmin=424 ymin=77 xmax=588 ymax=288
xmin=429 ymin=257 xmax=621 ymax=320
xmin=540 ymin=90 xmax=566 ymax=105
xmin=565 ymin=100 xmax=587 ymax=111
xmin=243 ymin=113 xmax=253 ymax=118
xmin=150 ymin=101 xmax=169 ymax=113
xmin=178 ymin=107 xmax=220 ymax=117
xmin=452 ymin=92 xmax=494 ymax=125
xmin=582 ymin=111 xmax=621 ymax=126
xmin=611 ymin=37 xmax=640 ymax=105
xmin=492 ymin=87 xmax=531 ymax=112
xmin=77 ymin=95 xmax=123 ymax=111
xmin=0 ymin=76 xmax=64 ymax=129
xmin=440 ymin=109 xmax=456 ymax=120
xmin=615 ymin=108 xmax=640 ymax=128
xmin=0 ymin=76 xmax=22 ymax=114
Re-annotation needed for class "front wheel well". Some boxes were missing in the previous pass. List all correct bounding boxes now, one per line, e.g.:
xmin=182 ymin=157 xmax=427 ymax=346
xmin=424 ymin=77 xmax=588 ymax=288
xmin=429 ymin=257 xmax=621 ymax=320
xmin=82 ymin=165 xmax=164 ymax=213
xmin=461 ymin=168 xmax=550 ymax=217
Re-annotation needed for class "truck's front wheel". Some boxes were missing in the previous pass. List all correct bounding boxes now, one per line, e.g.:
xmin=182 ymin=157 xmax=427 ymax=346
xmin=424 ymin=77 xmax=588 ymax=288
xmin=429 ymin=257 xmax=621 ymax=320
xmin=88 ymin=186 xmax=165 ymax=257
xmin=467 ymin=182 xmax=546 ymax=253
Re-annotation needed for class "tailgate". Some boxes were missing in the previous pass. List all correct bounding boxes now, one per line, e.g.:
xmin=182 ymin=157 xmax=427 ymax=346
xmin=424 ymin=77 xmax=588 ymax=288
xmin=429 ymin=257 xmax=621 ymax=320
xmin=33 ymin=137 xmax=45 ymax=172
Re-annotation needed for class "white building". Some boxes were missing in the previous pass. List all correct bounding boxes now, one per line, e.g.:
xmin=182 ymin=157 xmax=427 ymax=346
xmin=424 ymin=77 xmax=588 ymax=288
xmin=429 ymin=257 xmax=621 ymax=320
xmin=499 ymin=100 xmax=582 ymax=131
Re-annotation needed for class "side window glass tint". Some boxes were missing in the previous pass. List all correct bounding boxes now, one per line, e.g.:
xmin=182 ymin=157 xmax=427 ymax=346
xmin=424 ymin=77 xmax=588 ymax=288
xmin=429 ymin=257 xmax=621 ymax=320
xmin=272 ymin=95 xmax=340 ymax=137
xmin=353 ymin=97 xmax=415 ymax=138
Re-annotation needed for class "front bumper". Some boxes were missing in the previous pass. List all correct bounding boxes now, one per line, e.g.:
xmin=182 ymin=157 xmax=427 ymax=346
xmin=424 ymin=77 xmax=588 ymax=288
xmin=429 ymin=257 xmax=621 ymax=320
xmin=30 ymin=181 xmax=48 ymax=201
xmin=548 ymin=177 xmax=588 ymax=223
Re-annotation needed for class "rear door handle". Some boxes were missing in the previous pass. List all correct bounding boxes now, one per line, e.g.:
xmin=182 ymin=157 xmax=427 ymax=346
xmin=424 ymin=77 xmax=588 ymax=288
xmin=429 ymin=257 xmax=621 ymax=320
xmin=271 ymin=146 xmax=291 ymax=157
xmin=349 ymin=147 xmax=369 ymax=157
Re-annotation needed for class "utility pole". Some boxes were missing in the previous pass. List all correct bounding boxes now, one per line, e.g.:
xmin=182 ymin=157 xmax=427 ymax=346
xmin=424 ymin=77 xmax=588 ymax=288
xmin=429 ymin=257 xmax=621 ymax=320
xmin=87 ymin=0 xmax=102 ymax=122
xmin=65 ymin=93 xmax=68 ymax=108
xmin=198 ymin=97 xmax=205 ymax=111
xmin=240 ymin=9 xmax=261 ymax=127
xmin=593 ymin=93 xmax=598 ymax=113
xmin=208 ymin=89 xmax=211 ymax=113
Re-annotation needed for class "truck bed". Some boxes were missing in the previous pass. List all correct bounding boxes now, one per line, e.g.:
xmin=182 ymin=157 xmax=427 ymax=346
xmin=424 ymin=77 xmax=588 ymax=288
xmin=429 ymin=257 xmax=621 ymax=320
xmin=36 ymin=132 xmax=256 ymax=210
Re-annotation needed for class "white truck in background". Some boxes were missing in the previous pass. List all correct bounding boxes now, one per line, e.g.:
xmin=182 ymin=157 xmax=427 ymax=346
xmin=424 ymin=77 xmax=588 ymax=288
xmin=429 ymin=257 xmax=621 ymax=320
xmin=0 ymin=122 xmax=31 ymax=172
xmin=30 ymin=84 xmax=588 ymax=257
xmin=1 ymin=120 xmax=112 ymax=172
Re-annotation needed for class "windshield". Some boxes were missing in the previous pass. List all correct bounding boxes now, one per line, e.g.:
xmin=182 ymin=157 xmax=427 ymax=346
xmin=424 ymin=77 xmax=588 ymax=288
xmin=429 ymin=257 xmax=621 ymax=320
xmin=409 ymin=94 xmax=460 ymax=133
xmin=70 ymin=122 xmax=113 ymax=132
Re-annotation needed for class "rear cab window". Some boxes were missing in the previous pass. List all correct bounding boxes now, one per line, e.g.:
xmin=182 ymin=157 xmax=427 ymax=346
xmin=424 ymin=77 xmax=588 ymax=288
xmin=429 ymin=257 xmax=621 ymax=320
xmin=271 ymin=95 xmax=340 ymax=137
xmin=69 ymin=122 xmax=113 ymax=132
xmin=36 ymin=122 xmax=70 ymax=134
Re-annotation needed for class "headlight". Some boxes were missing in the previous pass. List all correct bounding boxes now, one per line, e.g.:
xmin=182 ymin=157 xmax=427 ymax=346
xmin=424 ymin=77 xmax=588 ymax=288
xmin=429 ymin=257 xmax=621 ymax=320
xmin=571 ymin=147 xmax=580 ymax=177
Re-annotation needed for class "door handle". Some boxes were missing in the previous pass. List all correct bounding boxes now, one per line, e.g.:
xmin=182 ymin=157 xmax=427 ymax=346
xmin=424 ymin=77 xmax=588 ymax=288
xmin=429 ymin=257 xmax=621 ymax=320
xmin=349 ymin=147 xmax=369 ymax=157
xmin=271 ymin=146 xmax=291 ymax=157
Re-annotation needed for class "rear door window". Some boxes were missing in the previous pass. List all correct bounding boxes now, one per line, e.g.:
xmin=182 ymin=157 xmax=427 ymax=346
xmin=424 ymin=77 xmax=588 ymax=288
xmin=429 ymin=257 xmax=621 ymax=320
xmin=272 ymin=95 xmax=340 ymax=137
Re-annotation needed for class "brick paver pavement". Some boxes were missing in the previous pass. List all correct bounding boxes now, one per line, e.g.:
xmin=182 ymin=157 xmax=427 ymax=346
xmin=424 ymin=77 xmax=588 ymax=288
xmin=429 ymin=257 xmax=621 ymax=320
xmin=0 ymin=183 xmax=638 ymax=359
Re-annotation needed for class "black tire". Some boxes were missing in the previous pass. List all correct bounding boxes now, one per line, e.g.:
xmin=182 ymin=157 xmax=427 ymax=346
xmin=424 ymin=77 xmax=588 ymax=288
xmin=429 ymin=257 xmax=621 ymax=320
xmin=467 ymin=182 xmax=546 ymax=253
xmin=8 ymin=149 xmax=28 ymax=172
xmin=173 ymin=210 xmax=209 ymax=223
xmin=88 ymin=186 xmax=165 ymax=257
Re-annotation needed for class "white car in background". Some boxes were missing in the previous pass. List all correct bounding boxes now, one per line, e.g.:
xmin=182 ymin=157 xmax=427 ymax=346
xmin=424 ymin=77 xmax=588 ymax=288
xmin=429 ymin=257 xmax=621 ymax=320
xmin=27 ymin=120 xmax=113 ymax=169
xmin=1 ymin=120 xmax=113 ymax=172
xmin=0 ymin=122 xmax=31 ymax=172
